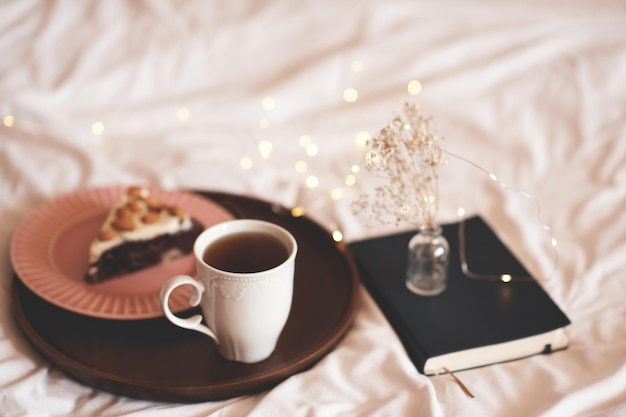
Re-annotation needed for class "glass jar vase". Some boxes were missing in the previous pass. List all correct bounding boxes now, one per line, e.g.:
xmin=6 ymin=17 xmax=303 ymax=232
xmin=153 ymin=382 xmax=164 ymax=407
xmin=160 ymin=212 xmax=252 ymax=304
xmin=406 ymin=226 xmax=449 ymax=296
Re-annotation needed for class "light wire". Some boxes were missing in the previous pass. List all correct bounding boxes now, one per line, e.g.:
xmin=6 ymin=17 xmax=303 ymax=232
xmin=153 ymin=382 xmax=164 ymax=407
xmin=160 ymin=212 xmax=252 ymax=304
xmin=443 ymin=149 xmax=559 ymax=282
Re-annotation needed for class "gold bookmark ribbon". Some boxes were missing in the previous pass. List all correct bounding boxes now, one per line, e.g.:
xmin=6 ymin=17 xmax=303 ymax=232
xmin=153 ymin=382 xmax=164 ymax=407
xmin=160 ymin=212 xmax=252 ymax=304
xmin=442 ymin=367 xmax=475 ymax=398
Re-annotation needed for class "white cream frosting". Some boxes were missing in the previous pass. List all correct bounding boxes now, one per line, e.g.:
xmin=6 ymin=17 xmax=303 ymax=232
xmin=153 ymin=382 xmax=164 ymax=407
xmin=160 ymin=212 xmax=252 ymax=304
xmin=88 ymin=190 xmax=193 ymax=263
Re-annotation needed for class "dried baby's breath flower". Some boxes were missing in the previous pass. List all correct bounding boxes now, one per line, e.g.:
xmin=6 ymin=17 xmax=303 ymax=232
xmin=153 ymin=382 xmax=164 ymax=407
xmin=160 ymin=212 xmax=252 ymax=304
xmin=353 ymin=102 xmax=445 ymax=229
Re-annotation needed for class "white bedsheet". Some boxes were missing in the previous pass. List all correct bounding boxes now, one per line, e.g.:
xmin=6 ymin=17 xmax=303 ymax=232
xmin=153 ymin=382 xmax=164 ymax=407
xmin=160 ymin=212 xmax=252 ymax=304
xmin=1 ymin=1 xmax=625 ymax=416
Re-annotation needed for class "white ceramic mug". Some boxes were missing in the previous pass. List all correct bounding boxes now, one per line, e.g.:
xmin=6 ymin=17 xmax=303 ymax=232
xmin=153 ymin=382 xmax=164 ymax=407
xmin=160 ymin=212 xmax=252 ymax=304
xmin=160 ymin=219 xmax=297 ymax=363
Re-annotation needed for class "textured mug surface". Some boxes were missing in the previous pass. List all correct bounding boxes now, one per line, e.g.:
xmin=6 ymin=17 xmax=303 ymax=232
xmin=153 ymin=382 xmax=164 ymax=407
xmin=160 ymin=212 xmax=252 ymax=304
xmin=160 ymin=219 xmax=297 ymax=363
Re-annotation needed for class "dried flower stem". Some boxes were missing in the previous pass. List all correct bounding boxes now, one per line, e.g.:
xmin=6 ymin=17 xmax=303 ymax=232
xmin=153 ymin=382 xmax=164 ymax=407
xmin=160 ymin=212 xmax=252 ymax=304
xmin=353 ymin=102 xmax=446 ymax=229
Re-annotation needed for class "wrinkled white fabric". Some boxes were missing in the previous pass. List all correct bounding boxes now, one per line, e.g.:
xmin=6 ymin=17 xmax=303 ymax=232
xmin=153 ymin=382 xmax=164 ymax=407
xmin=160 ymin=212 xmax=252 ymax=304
xmin=1 ymin=0 xmax=625 ymax=416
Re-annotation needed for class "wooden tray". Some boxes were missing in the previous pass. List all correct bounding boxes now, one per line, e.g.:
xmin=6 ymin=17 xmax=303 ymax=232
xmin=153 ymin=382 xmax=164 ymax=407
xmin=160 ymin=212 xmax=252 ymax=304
xmin=12 ymin=191 xmax=360 ymax=402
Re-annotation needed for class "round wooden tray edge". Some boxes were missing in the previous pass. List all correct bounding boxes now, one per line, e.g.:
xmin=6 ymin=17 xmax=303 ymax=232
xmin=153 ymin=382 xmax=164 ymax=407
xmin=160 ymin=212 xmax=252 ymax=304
xmin=12 ymin=273 xmax=360 ymax=402
xmin=10 ymin=189 xmax=363 ymax=402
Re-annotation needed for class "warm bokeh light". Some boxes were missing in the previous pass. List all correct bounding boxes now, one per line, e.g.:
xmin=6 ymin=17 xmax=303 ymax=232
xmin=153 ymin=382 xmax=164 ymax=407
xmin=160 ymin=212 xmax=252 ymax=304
xmin=291 ymin=206 xmax=306 ymax=217
xmin=345 ymin=174 xmax=356 ymax=186
xmin=306 ymin=175 xmax=319 ymax=188
xmin=299 ymin=134 xmax=311 ymax=147
xmin=176 ymin=107 xmax=190 ymax=121
xmin=259 ymin=140 xmax=272 ymax=159
xmin=330 ymin=188 xmax=345 ymax=200
xmin=408 ymin=80 xmax=422 ymax=95
xmin=343 ymin=88 xmax=358 ymax=103
xmin=351 ymin=60 xmax=364 ymax=73
xmin=91 ymin=122 xmax=104 ymax=135
xmin=501 ymin=274 xmax=512 ymax=283
xmin=356 ymin=131 xmax=370 ymax=146
xmin=3 ymin=115 xmax=14 ymax=127
xmin=240 ymin=157 xmax=253 ymax=170
xmin=295 ymin=160 xmax=308 ymax=173
xmin=305 ymin=143 xmax=319 ymax=156
xmin=365 ymin=150 xmax=380 ymax=165
xmin=262 ymin=97 xmax=276 ymax=111
xmin=332 ymin=229 xmax=344 ymax=242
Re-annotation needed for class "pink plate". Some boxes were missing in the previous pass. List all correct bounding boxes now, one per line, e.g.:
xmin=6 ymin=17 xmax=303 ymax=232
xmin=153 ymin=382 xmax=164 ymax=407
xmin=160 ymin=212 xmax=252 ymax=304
xmin=10 ymin=186 xmax=234 ymax=320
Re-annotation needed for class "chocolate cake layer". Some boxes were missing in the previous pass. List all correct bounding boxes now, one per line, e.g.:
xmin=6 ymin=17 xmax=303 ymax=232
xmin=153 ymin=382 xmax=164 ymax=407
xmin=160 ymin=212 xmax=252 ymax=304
xmin=85 ymin=219 xmax=203 ymax=284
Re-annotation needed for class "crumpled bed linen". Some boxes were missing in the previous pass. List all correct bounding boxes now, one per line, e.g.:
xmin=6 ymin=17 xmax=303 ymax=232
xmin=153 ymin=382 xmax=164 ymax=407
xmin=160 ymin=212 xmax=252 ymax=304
xmin=1 ymin=1 xmax=625 ymax=416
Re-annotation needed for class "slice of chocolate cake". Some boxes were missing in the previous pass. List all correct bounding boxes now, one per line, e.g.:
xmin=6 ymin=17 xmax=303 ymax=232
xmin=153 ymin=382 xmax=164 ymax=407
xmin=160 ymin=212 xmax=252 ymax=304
xmin=85 ymin=186 xmax=203 ymax=284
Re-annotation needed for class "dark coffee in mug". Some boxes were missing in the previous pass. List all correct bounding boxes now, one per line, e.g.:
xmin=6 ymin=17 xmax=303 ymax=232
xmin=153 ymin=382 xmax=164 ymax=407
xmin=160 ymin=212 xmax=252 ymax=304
xmin=202 ymin=231 xmax=290 ymax=273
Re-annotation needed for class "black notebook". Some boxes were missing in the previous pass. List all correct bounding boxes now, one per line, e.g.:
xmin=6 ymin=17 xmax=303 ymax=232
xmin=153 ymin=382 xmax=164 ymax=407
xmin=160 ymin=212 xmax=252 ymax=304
xmin=348 ymin=216 xmax=571 ymax=375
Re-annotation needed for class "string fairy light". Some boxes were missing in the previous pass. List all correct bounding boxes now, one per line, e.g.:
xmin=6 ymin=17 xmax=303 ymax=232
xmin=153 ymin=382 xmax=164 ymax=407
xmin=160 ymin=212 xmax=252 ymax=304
xmin=295 ymin=160 xmax=308 ymax=173
xmin=330 ymin=187 xmax=345 ymax=200
xmin=332 ymin=229 xmax=344 ymax=242
xmin=65 ymin=58 xmax=560 ymax=395
xmin=91 ymin=122 xmax=104 ymax=135
xmin=343 ymin=88 xmax=358 ymax=103
xmin=407 ymin=80 xmax=422 ymax=96
xmin=299 ymin=134 xmax=312 ymax=147
xmin=214 ymin=60 xmax=557 ymax=271
xmin=291 ymin=206 xmax=306 ymax=217
xmin=176 ymin=107 xmax=190 ymax=122
xmin=3 ymin=114 xmax=14 ymax=127
xmin=445 ymin=148 xmax=559 ymax=282
xmin=306 ymin=175 xmax=319 ymax=188
xmin=258 ymin=140 xmax=273 ymax=159
xmin=356 ymin=131 xmax=370 ymax=146
xmin=295 ymin=59 xmax=367 ymax=235
xmin=351 ymin=60 xmax=364 ymax=73
xmin=262 ymin=97 xmax=276 ymax=111
xmin=349 ymin=101 xmax=559 ymax=283
xmin=305 ymin=143 xmax=319 ymax=156
xmin=239 ymin=157 xmax=253 ymax=170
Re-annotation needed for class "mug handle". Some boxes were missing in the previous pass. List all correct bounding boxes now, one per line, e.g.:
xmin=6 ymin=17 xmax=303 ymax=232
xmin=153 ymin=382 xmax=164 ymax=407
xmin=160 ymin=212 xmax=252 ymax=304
xmin=159 ymin=275 xmax=218 ymax=342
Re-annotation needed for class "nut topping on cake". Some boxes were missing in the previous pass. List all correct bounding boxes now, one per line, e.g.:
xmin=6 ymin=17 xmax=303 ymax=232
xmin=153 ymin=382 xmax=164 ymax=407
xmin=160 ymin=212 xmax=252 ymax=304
xmin=116 ymin=206 xmax=133 ymax=219
xmin=145 ymin=197 xmax=163 ymax=211
xmin=112 ymin=217 xmax=136 ymax=231
xmin=142 ymin=211 xmax=160 ymax=224
xmin=169 ymin=205 xmax=185 ymax=217
xmin=126 ymin=200 xmax=143 ymax=212
xmin=85 ymin=186 xmax=203 ymax=284
xmin=127 ymin=186 xmax=146 ymax=198
xmin=98 ymin=229 xmax=117 ymax=241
